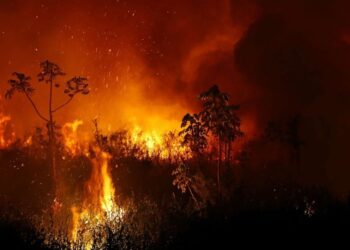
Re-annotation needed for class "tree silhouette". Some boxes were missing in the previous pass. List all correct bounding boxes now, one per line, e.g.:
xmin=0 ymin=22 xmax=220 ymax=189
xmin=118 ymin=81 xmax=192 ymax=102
xmin=6 ymin=60 xmax=89 ymax=200
xmin=179 ymin=113 xmax=208 ymax=156
xmin=198 ymin=85 xmax=243 ymax=196
xmin=172 ymin=162 xmax=199 ymax=208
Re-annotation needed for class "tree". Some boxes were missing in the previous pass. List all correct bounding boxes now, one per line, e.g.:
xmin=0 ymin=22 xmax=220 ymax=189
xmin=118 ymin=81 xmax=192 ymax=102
xmin=198 ymin=85 xmax=243 ymax=196
xmin=172 ymin=162 xmax=199 ymax=208
xmin=179 ymin=113 xmax=208 ymax=156
xmin=6 ymin=60 xmax=89 ymax=199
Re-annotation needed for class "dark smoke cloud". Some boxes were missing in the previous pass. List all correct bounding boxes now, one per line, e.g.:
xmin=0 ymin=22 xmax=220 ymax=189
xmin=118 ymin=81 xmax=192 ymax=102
xmin=233 ymin=0 xmax=350 ymax=196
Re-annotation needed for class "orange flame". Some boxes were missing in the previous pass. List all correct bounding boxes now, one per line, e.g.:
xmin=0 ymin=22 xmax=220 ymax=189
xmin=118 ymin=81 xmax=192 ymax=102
xmin=0 ymin=113 xmax=15 ymax=148
xmin=70 ymin=148 xmax=124 ymax=249
xmin=130 ymin=126 xmax=192 ymax=161
xmin=62 ymin=120 xmax=84 ymax=155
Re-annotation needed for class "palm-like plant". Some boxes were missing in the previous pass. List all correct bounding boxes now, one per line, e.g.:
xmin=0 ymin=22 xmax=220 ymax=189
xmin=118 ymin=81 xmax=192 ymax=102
xmin=6 ymin=60 xmax=90 ymax=201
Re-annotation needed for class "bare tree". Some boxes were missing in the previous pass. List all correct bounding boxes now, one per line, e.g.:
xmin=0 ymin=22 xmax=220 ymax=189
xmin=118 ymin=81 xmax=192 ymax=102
xmin=6 ymin=60 xmax=89 ymax=198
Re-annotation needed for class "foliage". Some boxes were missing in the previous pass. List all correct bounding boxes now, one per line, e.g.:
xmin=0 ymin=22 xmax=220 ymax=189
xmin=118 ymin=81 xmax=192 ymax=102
xmin=64 ymin=77 xmax=90 ymax=97
xmin=172 ymin=162 xmax=192 ymax=193
xmin=5 ymin=73 xmax=34 ymax=99
xmin=5 ymin=60 xmax=90 ymax=196
xmin=179 ymin=113 xmax=207 ymax=154
xmin=199 ymin=85 xmax=243 ymax=142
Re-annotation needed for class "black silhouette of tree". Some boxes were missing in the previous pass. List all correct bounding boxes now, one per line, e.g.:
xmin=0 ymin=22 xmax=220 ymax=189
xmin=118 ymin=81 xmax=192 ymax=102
xmin=198 ymin=85 xmax=243 ymax=195
xmin=172 ymin=162 xmax=199 ymax=208
xmin=92 ymin=118 xmax=108 ymax=151
xmin=179 ymin=113 xmax=208 ymax=155
xmin=6 ymin=60 xmax=89 ymax=199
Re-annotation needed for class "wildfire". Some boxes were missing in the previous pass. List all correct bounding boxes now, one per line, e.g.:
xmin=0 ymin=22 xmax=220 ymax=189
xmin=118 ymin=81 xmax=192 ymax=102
xmin=131 ymin=126 xmax=191 ymax=161
xmin=0 ymin=113 xmax=15 ymax=148
xmin=62 ymin=120 xmax=84 ymax=155
xmin=70 ymin=148 xmax=124 ymax=249
xmin=23 ymin=135 xmax=32 ymax=147
xmin=131 ymin=126 xmax=162 ymax=155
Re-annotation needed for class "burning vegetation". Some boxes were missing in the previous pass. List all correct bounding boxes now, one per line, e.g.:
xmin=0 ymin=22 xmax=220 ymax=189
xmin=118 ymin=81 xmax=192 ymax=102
xmin=1 ymin=0 xmax=350 ymax=249
xmin=0 ymin=59 xmax=250 ymax=248
xmin=0 ymin=58 xmax=349 ymax=249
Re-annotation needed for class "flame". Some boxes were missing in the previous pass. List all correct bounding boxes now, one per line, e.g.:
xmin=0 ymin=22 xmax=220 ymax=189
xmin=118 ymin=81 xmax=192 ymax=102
xmin=131 ymin=126 xmax=162 ymax=156
xmin=70 ymin=148 xmax=124 ymax=249
xmin=100 ymin=151 xmax=116 ymax=214
xmin=0 ymin=113 xmax=15 ymax=148
xmin=23 ymin=135 xmax=32 ymax=147
xmin=62 ymin=120 xmax=84 ymax=155
xmin=130 ymin=126 xmax=191 ymax=161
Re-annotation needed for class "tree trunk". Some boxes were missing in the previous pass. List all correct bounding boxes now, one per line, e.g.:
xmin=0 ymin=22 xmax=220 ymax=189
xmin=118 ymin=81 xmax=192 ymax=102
xmin=223 ymin=142 xmax=227 ymax=165
xmin=188 ymin=186 xmax=200 ymax=209
xmin=48 ymin=78 xmax=58 ymax=200
xmin=217 ymin=138 xmax=221 ymax=197
xmin=228 ymin=141 xmax=231 ymax=165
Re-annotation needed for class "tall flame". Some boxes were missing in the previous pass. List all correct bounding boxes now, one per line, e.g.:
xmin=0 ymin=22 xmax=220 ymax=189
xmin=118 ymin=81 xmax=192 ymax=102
xmin=70 ymin=148 xmax=124 ymax=249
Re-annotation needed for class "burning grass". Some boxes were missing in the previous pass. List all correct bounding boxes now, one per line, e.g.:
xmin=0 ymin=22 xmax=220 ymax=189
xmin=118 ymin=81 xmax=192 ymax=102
xmin=0 ymin=83 xmax=348 ymax=249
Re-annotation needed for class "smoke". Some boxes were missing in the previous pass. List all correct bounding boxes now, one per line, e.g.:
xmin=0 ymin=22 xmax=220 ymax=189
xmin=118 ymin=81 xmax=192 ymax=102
xmin=0 ymin=0 xmax=349 ymax=195
xmin=0 ymin=0 xmax=253 ymax=132
xmin=234 ymin=0 xmax=350 ymax=196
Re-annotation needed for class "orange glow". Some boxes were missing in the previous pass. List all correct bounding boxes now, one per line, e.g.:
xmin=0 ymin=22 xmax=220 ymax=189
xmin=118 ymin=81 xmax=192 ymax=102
xmin=99 ymin=150 xmax=116 ymax=215
xmin=70 ymin=148 xmax=124 ymax=249
xmin=0 ymin=113 xmax=15 ymax=148
xmin=23 ymin=135 xmax=32 ymax=147
xmin=62 ymin=119 xmax=84 ymax=155
xmin=130 ymin=126 xmax=192 ymax=161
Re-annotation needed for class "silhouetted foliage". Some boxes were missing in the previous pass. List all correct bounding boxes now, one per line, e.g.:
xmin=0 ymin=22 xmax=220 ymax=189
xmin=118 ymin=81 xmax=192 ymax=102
xmin=5 ymin=73 xmax=34 ymax=99
xmin=198 ymin=85 xmax=243 ymax=195
xmin=6 ymin=60 xmax=90 ymax=198
xmin=179 ymin=113 xmax=207 ymax=155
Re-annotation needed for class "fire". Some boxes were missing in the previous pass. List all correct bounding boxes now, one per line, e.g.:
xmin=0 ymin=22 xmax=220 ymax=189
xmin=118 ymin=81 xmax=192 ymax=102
xmin=0 ymin=113 xmax=15 ymax=148
xmin=131 ymin=126 xmax=191 ymax=161
xmin=23 ymin=135 xmax=32 ymax=147
xmin=62 ymin=120 xmax=84 ymax=155
xmin=131 ymin=126 xmax=162 ymax=155
xmin=99 ymin=151 xmax=116 ymax=215
xmin=70 ymin=148 xmax=124 ymax=249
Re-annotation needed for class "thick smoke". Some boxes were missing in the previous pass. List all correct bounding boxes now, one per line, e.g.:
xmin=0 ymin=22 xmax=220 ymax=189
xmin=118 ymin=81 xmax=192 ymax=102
xmin=0 ymin=0 xmax=349 ymax=195
xmin=234 ymin=0 xmax=350 ymax=196
xmin=0 ymin=0 xmax=254 ymax=133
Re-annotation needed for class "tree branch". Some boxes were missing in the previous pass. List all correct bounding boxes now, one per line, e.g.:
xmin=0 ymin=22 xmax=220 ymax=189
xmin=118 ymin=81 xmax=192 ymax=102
xmin=52 ymin=96 xmax=73 ymax=113
xmin=23 ymin=91 xmax=49 ymax=122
